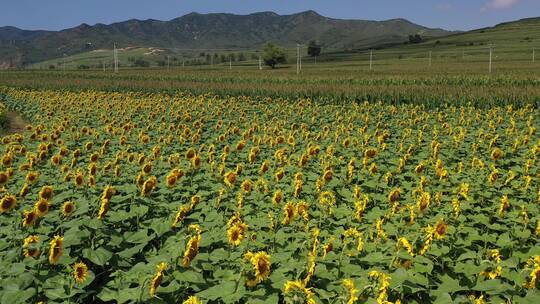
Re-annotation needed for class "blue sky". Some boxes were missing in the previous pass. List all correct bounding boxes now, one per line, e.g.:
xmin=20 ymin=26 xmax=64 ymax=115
xmin=3 ymin=0 xmax=540 ymax=31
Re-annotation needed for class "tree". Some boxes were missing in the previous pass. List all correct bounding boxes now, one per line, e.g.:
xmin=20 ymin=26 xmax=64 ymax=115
xmin=238 ymin=53 xmax=246 ymax=62
xmin=262 ymin=43 xmax=287 ymax=69
xmin=408 ymin=34 xmax=423 ymax=44
xmin=307 ymin=40 xmax=322 ymax=57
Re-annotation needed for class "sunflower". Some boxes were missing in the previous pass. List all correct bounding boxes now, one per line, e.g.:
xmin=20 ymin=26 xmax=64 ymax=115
xmin=364 ymin=148 xmax=378 ymax=159
xmin=272 ymin=190 xmax=283 ymax=206
xmin=434 ymin=219 xmax=448 ymax=240
xmin=74 ymin=172 xmax=84 ymax=187
xmin=388 ymin=188 xmax=401 ymax=204
xmin=48 ymin=235 xmax=64 ymax=265
xmin=224 ymin=171 xmax=237 ymax=187
xmin=172 ymin=205 xmax=191 ymax=228
xmin=259 ymin=161 xmax=270 ymax=174
xmin=62 ymin=201 xmax=75 ymax=217
xmin=417 ymin=191 xmax=431 ymax=212
xmin=491 ymin=147 xmax=503 ymax=161
xmin=0 ymin=195 xmax=17 ymax=214
xmin=187 ymin=195 xmax=199 ymax=209
xmin=101 ymin=185 xmax=115 ymax=201
xmin=343 ymin=279 xmax=359 ymax=304
xmin=274 ymin=169 xmax=284 ymax=182
xmin=251 ymin=251 xmax=271 ymax=284
xmin=241 ymin=180 xmax=252 ymax=193
xmin=227 ymin=224 xmax=244 ymax=246
xmin=182 ymin=225 xmax=201 ymax=267
xmin=73 ymin=262 xmax=89 ymax=284
xmin=322 ymin=169 xmax=333 ymax=182
xmin=297 ymin=201 xmax=309 ymax=222
xmin=149 ymin=262 xmax=168 ymax=297
xmin=283 ymin=280 xmax=315 ymax=304
xmin=165 ymin=172 xmax=177 ymax=188
xmin=22 ymin=209 xmax=37 ymax=227
xmin=141 ymin=176 xmax=157 ymax=196
xmin=191 ymin=154 xmax=201 ymax=169
xmin=34 ymin=199 xmax=50 ymax=217
xmin=98 ymin=198 xmax=109 ymax=220
xmin=38 ymin=186 xmax=54 ymax=201
xmin=183 ymin=296 xmax=201 ymax=304
xmin=0 ymin=171 xmax=8 ymax=186
xmin=319 ymin=191 xmax=336 ymax=212
xmin=282 ymin=202 xmax=296 ymax=225
xmin=227 ymin=222 xmax=248 ymax=246
xmin=23 ymin=235 xmax=40 ymax=258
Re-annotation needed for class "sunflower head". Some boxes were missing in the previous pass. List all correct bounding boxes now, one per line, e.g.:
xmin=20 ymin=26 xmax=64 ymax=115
xmin=34 ymin=199 xmax=50 ymax=217
xmin=182 ymin=296 xmax=202 ymax=304
xmin=48 ymin=235 xmax=64 ymax=265
xmin=23 ymin=235 xmax=40 ymax=258
xmin=0 ymin=171 xmax=9 ymax=185
xmin=253 ymin=252 xmax=271 ymax=278
xmin=0 ymin=195 xmax=17 ymax=214
xmin=62 ymin=201 xmax=75 ymax=217
xmin=388 ymin=188 xmax=401 ymax=204
xmin=227 ymin=224 xmax=245 ymax=246
xmin=38 ymin=186 xmax=54 ymax=201
xmin=241 ymin=180 xmax=252 ymax=193
xmin=282 ymin=202 xmax=296 ymax=225
xmin=434 ymin=219 xmax=448 ymax=240
xmin=224 ymin=171 xmax=237 ymax=187
xmin=73 ymin=262 xmax=89 ymax=284
xmin=22 ymin=209 xmax=38 ymax=227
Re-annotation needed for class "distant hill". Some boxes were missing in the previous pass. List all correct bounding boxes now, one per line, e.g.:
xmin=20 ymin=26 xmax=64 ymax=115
xmin=0 ymin=10 xmax=453 ymax=67
xmin=378 ymin=16 xmax=540 ymax=56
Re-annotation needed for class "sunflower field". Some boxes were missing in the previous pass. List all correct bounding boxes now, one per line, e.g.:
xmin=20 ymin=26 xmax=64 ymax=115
xmin=0 ymin=87 xmax=539 ymax=304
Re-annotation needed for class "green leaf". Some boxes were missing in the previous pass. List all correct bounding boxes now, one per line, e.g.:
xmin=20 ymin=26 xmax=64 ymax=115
xmin=83 ymin=247 xmax=113 ymax=266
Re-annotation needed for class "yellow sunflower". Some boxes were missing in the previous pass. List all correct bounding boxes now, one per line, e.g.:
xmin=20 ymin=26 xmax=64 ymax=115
xmin=38 ymin=186 xmax=54 ymax=201
xmin=22 ymin=235 xmax=40 ymax=258
xmin=22 ymin=209 xmax=38 ymax=227
xmin=62 ymin=201 xmax=75 ymax=217
xmin=48 ymin=235 xmax=64 ymax=265
xmin=251 ymin=251 xmax=271 ymax=284
xmin=0 ymin=195 xmax=17 ymax=214
xmin=73 ymin=262 xmax=89 ymax=284
xmin=34 ymin=200 xmax=50 ymax=217
xmin=183 ymin=296 xmax=201 ymax=304
xmin=149 ymin=262 xmax=168 ymax=297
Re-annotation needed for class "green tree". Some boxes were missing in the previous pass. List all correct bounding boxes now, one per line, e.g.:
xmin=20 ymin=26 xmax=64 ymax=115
xmin=307 ymin=40 xmax=322 ymax=57
xmin=262 ymin=43 xmax=287 ymax=69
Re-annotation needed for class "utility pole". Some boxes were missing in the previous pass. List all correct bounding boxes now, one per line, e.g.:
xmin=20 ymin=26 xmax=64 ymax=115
xmin=167 ymin=55 xmax=170 ymax=71
xmin=299 ymin=45 xmax=302 ymax=72
xmin=229 ymin=57 xmax=232 ymax=70
xmin=259 ymin=56 xmax=262 ymax=70
xmin=211 ymin=55 xmax=213 ymax=67
xmin=113 ymin=43 xmax=118 ymax=73
xmin=429 ymin=51 xmax=432 ymax=67
xmin=182 ymin=59 xmax=185 ymax=68
xmin=296 ymin=44 xmax=300 ymax=75
xmin=533 ymin=48 xmax=536 ymax=63
xmin=489 ymin=45 xmax=493 ymax=74
xmin=369 ymin=50 xmax=373 ymax=71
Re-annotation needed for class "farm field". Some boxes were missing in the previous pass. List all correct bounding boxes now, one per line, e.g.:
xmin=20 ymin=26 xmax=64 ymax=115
xmin=0 ymin=85 xmax=538 ymax=304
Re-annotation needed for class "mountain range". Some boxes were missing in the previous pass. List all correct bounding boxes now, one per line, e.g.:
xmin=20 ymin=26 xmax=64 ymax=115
xmin=0 ymin=10 xmax=453 ymax=68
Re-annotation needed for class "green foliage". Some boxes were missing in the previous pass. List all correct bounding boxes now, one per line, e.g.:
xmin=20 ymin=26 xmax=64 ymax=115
xmin=262 ymin=43 xmax=287 ymax=69
xmin=0 ymin=87 xmax=538 ymax=303
xmin=307 ymin=40 xmax=322 ymax=57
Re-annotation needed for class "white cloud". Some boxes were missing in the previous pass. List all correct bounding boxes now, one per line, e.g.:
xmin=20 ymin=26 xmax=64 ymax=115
xmin=481 ymin=0 xmax=520 ymax=12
